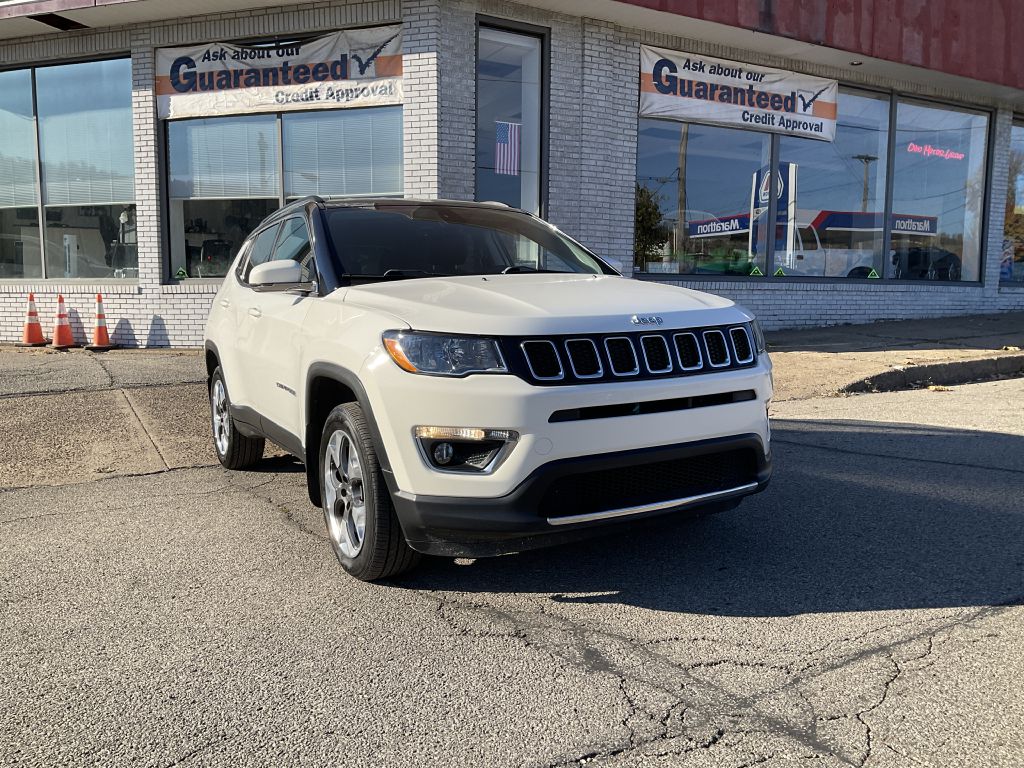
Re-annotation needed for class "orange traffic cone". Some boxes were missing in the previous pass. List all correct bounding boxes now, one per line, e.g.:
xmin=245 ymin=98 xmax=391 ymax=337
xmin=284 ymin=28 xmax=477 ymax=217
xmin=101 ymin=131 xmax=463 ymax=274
xmin=49 ymin=294 xmax=78 ymax=350
xmin=85 ymin=293 xmax=117 ymax=351
xmin=16 ymin=292 xmax=49 ymax=347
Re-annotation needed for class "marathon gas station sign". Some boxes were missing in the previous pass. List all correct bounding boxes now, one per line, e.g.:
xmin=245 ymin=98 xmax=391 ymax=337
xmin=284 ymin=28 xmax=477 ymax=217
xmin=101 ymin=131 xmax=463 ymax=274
xmin=639 ymin=45 xmax=838 ymax=141
xmin=155 ymin=25 xmax=403 ymax=119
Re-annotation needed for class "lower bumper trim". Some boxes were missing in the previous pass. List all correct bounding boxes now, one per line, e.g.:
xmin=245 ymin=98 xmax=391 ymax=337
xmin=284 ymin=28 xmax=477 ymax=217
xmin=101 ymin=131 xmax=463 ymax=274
xmin=545 ymin=481 xmax=760 ymax=526
xmin=389 ymin=433 xmax=772 ymax=558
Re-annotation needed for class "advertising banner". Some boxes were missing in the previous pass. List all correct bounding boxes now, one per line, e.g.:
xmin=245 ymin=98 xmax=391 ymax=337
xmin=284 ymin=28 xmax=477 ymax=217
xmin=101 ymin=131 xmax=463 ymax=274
xmin=639 ymin=45 xmax=838 ymax=142
xmin=156 ymin=25 xmax=403 ymax=119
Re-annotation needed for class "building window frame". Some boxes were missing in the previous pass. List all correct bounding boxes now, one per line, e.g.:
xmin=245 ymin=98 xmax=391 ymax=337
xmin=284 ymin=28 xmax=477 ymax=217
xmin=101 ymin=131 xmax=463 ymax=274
xmin=0 ymin=54 xmax=135 ymax=282
xmin=1001 ymin=116 xmax=1024 ymax=284
xmin=635 ymin=81 xmax=995 ymax=287
xmin=163 ymin=104 xmax=403 ymax=282
xmin=474 ymin=15 xmax=550 ymax=218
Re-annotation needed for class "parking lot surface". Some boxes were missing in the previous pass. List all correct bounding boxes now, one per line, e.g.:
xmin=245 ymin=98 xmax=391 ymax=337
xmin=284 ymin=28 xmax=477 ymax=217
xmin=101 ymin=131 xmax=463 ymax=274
xmin=2 ymin=346 xmax=1023 ymax=766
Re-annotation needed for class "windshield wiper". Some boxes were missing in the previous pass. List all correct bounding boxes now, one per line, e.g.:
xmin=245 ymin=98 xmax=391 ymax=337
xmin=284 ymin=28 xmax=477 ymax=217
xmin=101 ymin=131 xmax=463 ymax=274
xmin=342 ymin=270 xmax=451 ymax=282
xmin=500 ymin=265 xmax=572 ymax=274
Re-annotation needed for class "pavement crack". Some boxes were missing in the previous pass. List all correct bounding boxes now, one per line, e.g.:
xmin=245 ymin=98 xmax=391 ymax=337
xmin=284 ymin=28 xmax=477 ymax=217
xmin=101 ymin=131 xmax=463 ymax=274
xmin=89 ymin=353 xmax=117 ymax=389
xmin=0 ymin=379 xmax=204 ymax=401
xmin=120 ymin=388 xmax=170 ymax=470
xmin=159 ymin=732 xmax=232 ymax=768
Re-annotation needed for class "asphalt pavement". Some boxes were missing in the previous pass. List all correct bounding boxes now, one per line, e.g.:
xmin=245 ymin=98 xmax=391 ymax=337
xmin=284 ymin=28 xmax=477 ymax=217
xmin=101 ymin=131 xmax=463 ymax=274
xmin=2 ymin=338 xmax=1023 ymax=766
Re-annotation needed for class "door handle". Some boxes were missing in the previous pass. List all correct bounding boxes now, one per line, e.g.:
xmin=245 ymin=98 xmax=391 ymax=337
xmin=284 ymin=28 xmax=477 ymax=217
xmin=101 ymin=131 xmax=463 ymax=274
xmin=248 ymin=307 xmax=262 ymax=318
xmin=219 ymin=299 xmax=230 ymax=308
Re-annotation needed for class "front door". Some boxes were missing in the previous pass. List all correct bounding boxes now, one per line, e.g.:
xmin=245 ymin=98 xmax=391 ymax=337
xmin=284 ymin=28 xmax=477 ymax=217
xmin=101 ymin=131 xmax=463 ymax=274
xmin=245 ymin=216 xmax=317 ymax=442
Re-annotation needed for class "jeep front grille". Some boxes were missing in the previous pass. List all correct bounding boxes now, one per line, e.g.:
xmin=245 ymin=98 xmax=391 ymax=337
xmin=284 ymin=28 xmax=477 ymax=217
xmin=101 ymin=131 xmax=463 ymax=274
xmin=511 ymin=324 xmax=757 ymax=385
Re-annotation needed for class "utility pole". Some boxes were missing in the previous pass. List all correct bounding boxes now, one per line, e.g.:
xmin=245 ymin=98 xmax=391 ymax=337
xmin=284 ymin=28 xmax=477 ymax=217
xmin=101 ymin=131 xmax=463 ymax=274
xmin=852 ymin=154 xmax=878 ymax=212
xmin=674 ymin=124 xmax=689 ymax=258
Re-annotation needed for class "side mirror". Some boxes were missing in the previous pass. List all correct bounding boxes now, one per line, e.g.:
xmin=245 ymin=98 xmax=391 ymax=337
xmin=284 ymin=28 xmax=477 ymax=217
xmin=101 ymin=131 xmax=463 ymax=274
xmin=248 ymin=260 xmax=315 ymax=294
xmin=249 ymin=260 xmax=302 ymax=286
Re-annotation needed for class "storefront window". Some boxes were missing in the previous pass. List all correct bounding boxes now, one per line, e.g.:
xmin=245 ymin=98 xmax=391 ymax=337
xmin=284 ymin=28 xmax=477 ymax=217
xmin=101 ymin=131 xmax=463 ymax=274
xmin=36 ymin=59 xmax=136 ymax=278
xmin=168 ymin=116 xmax=279 ymax=279
xmin=168 ymin=107 xmax=403 ymax=279
xmin=0 ymin=69 xmax=39 ymax=279
xmin=890 ymin=99 xmax=988 ymax=282
xmin=0 ymin=59 xmax=134 ymax=279
xmin=283 ymin=107 xmax=403 ymax=198
xmin=1002 ymin=121 xmax=1024 ymax=283
xmin=775 ymin=89 xmax=890 ymax=278
xmin=476 ymin=25 xmax=543 ymax=214
xmin=635 ymin=120 xmax=770 ymax=276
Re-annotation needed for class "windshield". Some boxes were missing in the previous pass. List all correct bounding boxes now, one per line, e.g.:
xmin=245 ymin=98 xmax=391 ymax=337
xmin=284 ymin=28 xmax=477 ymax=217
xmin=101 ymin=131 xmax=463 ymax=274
xmin=322 ymin=203 xmax=616 ymax=281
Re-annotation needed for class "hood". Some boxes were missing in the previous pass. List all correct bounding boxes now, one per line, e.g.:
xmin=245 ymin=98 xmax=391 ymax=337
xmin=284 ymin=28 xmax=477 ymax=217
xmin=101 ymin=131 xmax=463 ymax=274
xmin=335 ymin=274 xmax=751 ymax=336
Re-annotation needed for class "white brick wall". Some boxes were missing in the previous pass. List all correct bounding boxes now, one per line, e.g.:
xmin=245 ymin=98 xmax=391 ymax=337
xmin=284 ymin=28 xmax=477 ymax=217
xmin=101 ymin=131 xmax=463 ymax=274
xmin=403 ymin=0 xmax=442 ymax=197
xmin=0 ymin=0 xmax=1021 ymax=345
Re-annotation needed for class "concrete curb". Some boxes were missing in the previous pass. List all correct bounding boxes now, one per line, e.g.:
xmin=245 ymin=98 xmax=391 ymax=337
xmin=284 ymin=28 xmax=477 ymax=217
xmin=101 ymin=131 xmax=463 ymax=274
xmin=842 ymin=354 xmax=1024 ymax=394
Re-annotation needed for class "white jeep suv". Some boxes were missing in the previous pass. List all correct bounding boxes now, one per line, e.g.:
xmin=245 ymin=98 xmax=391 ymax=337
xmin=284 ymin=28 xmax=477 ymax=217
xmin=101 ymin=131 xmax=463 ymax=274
xmin=204 ymin=198 xmax=773 ymax=581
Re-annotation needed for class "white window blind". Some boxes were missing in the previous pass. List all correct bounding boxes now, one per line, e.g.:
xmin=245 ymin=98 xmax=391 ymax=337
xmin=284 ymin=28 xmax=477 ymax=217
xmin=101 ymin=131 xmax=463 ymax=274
xmin=283 ymin=107 xmax=403 ymax=198
xmin=36 ymin=59 xmax=135 ymax=206
xmin=0 ymin=69 xmax=37 ymax=208
xmin=169 ymin=115 xmax=279 ymax=199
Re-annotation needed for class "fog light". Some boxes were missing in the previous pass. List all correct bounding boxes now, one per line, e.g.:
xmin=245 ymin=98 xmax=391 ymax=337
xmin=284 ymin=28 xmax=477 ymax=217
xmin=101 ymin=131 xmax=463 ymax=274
xmin=433 ymin=442 xmax=454 ymax=465
xmin=414 ymin=426 xmax=520 ymax=473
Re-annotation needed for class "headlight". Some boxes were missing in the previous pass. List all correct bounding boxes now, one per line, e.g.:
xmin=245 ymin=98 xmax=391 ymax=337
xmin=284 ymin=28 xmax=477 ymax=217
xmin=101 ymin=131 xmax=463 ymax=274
xmin=749 ymin=318 xmax=767 ymax=353
xmin=382 ymin=331 xmax=507 ymax=376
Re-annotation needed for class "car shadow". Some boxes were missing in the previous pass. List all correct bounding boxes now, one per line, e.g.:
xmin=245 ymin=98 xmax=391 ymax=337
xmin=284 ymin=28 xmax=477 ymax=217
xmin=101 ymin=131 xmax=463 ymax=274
xmin=250 ymin=453 xmax=306 ymax=473
xmin=396 ymin=419 xmax=1024 ymax=616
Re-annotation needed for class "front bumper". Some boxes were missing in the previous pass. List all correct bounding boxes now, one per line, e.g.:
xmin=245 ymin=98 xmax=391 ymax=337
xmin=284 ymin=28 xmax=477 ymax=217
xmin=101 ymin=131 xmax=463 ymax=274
xmin=362 ymin=351 xmax=773 ymax=498
xmin=392 ymin=434 xmax=772 ymax=557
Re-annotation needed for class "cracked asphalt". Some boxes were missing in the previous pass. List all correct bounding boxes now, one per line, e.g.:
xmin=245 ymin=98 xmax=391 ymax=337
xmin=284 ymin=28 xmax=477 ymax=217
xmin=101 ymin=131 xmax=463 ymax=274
xmin=1 ymin=347 xmax=1023 ymax=766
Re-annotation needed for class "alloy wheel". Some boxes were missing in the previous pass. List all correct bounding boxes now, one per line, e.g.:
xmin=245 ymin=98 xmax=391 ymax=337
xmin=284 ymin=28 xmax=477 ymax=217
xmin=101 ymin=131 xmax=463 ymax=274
xmin=211 ymin=379 xmax=230 ymax=456
xmin=323 ymin=428 xmax=367 ymax=558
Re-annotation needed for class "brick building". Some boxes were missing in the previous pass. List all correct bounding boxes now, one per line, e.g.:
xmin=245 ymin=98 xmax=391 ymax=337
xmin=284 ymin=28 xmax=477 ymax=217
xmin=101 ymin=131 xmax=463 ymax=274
xmin=0 ymin=0 xmax=1022 ymax=345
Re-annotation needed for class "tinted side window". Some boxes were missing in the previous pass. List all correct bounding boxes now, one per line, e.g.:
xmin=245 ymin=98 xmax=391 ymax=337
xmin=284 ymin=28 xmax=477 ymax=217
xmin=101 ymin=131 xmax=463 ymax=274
xmin=241 ymin=224 xmax=281 ymax=282
xmin=272 ymin=217 xmax=315 ymax=281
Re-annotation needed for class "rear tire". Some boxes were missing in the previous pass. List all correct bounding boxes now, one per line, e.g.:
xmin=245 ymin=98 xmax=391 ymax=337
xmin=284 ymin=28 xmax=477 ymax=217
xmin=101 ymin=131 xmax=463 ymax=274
xmin=320 ymin=403 xmax=420 ymax=581
xmin=209 ymin=367 xmax=265 ymax=470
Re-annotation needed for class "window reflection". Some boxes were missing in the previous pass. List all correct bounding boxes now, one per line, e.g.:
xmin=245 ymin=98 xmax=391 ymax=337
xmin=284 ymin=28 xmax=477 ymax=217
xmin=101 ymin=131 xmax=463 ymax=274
xmin=775 ymin=89 xmax=890 ymax=278
xmin=0 ymin=69 xmax=39 ymax=278
xmin=169 ymin=109 xmax=403 ymax=279
xmin=891 ymin=99 xmax=988 ymax=282
xmin=476 ymin=26 xmax=542 ymax=214
xmin=1001 ymin=122 xmax=1024 ymax=283
xmin=37 ymin=59 xmax=136 ymax=278
xmin=635 ymin=120 xmax=769 ymax=275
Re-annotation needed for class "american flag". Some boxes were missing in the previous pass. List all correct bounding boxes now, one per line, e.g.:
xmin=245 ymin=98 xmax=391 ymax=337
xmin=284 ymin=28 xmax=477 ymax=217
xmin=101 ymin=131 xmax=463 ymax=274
xmin=495 ymin=121 xmax=521 ymax=176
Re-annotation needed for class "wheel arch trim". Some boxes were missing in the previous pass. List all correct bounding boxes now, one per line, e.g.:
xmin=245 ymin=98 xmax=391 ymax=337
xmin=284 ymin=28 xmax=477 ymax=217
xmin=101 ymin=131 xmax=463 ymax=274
xmin=305 ymin=362 xmax=396 ymax=504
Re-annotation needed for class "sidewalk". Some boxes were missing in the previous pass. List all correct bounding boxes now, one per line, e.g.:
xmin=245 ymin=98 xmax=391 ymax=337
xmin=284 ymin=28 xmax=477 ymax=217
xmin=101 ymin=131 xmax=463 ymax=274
xmin=767 ymin=312 xmax=1024 ymax=401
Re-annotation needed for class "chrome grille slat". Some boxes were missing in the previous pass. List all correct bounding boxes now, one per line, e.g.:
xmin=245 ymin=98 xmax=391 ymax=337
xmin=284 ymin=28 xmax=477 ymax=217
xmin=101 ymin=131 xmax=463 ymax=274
xmin=729 ymin=326 xmax=754 ymax=364
xmin=604 ymin=337 xmax=640 ymax=376
xmin=672 ymin=332 xmax=704 ymax=371
xmin=521 ymin=340 xmax=564 ymax=380
xmin=564 ymin=338 xmax=603 ymax=379
xmin=702 ymin=329 xmax=731 ymax=368
xmin=640 ymin=335 xmax=673 ymax=374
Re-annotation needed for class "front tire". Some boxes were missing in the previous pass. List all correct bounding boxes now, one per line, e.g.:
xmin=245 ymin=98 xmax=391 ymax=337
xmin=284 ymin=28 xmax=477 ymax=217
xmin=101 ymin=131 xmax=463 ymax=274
xmin=209 ymin=367 xmax=265 ymax=469
xmin=320 ymin=403 xmax=420 ymax=581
